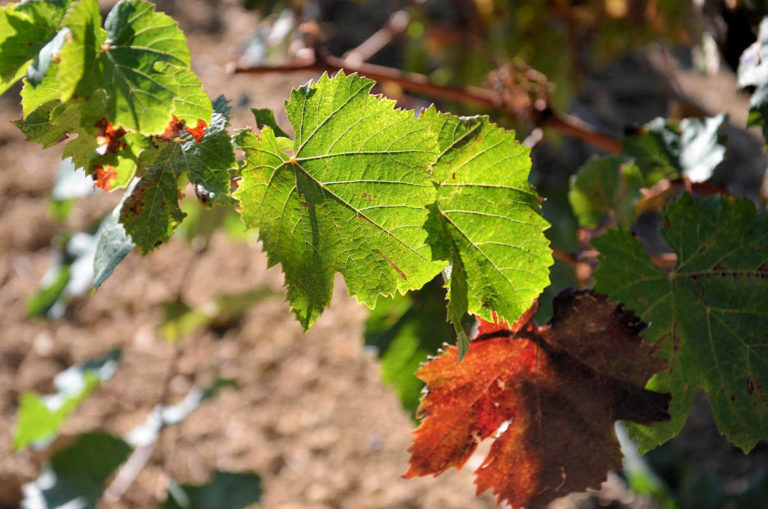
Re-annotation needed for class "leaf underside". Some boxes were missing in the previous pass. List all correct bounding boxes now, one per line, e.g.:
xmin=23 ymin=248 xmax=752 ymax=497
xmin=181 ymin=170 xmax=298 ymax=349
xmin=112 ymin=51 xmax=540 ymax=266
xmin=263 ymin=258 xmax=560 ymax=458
xmin=594 ymin=194 xmax=768 ymax=452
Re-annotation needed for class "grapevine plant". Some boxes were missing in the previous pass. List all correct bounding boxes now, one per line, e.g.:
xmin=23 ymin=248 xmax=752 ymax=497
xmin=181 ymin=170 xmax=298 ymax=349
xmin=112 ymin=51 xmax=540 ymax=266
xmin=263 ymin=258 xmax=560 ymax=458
xmin=3 ymin=0 xmax=768 ymax=507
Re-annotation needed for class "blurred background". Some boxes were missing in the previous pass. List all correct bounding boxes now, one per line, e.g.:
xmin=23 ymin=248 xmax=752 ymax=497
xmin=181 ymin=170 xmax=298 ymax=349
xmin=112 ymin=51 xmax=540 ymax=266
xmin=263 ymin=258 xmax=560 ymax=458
xmin=1 ymin=0 xmax=767 ymax=507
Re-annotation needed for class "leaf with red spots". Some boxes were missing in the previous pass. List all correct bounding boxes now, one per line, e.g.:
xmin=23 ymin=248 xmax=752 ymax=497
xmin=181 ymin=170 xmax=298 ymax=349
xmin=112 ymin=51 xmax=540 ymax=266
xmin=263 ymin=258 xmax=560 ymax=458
xmin=405 ymin=289 xmax=669 ymax=508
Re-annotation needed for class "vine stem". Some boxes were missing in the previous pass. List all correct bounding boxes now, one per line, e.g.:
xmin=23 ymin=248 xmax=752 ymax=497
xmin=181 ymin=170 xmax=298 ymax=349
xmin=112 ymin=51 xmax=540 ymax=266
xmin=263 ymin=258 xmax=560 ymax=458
xmin=103 ymin=248 xmax=203 ymax=504
xmin=230 ymin=50 xmax=623 ymax=153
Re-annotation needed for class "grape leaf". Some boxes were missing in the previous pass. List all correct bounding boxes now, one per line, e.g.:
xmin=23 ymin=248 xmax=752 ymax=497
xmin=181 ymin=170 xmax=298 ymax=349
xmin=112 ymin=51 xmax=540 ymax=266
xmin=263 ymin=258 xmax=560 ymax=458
xmin=421 ymin=108 xmax=552 ymax=346
xmin=622 ymin=115 xmax=726 ymax=184
xmin=163 ymin=471 xmax=262 ymax=509
xmin=568 ymin=155 xmax=643 ymax=229
xmin=738 ymin=17 xmax=768 ymax=143
xmin=405 ymin=289 xmax=669 ymax=508
xmin=46 ymin=0 xmax=211 ymax=134
xmin=235 ymin=72 xmax=443 ymax=329
xmin=119 ymin=106 xmax=236 ymax=253
xmin=22 ymin=432 xmax=131 ymax=509
xmin=14 ymin=349 xmax=122 ymax=451
xmin=0 ymin=0 xmax=71 ymax=94
xmin=593 ymin=194 xmax=768 ymax=453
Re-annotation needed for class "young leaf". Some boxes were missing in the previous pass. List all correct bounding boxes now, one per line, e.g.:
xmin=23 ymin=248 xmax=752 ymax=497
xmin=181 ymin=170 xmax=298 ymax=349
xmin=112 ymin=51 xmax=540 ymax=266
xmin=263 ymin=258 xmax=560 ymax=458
xmin=22 ymin=432 xmax=131 ymax=509
xmin=593 ymin=194 xmax=768 ymax=453
xmin=405 ymin=289 xmax=669 ymax=508
xmin=0 ymin=0 xmax=71 ymax=94
xmin=235 ymin=72 xmax=443 ymax=329
xmin=568 ymin=155 xmax=643 ymax=229
xmin=14 ymin=349 xmax=122 ymax=450
xmin=622 ymin=115 xmax=726 ymax=184
xmin=421 ymin=108 xmax=552 ymax=332
xmin=162 ymin=471 xmax=262 ymax=509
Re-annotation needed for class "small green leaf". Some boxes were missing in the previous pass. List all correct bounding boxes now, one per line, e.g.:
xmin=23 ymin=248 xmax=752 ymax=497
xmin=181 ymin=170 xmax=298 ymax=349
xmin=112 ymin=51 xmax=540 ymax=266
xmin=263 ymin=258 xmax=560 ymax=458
xmin=163 ymin=471 xmax=262 ymax=509
xmin=622 ymin=115 xmax=726 ymax=184
xmin=568 ymin=155 xmax=643 ymax=228
xmin=22 ymin=432 xmax=132 ymax=509
xmin=236 ymin=72 xmax=443 ymax=329
xmin=250 ymin=107 xmax=289 ymax=138
xmin=185 ymin=111 xmax=236 ymax=207
xmin=14 ymin=349 xmax=122 ymax=450
xmin=593 ymin=194 xmax=768 ymax=452
xmin=421 ymin=107 xmax=552 ymax=328
xmin=14 ymin=100 xmax=68 ymax=148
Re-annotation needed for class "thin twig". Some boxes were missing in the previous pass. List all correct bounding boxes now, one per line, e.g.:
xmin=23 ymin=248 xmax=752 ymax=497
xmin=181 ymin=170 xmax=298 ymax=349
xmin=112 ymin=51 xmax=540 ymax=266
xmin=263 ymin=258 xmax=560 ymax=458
xmin=342 ymin=10 xmax=410 ymax=66
xmin=103 ymin=249 xmax=202 ymax=504
xmin=231 ymin=50 xmax=622 ymax=153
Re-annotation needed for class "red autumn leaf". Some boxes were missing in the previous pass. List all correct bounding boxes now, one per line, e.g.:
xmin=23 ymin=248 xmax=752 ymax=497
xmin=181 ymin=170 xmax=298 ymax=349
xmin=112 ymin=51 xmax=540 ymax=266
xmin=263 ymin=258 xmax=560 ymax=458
xmin=185 ymin=118 xmax=207 ymax=143
xmin=161 ymin=115 xmax=186 ymax=140
xmin=93 ymin=163 xmax=118 ymax=192
xmin=94 ymin=118 xmax=126 ymax=155
xmin=404 ymin=289 xmax=670 ymax=508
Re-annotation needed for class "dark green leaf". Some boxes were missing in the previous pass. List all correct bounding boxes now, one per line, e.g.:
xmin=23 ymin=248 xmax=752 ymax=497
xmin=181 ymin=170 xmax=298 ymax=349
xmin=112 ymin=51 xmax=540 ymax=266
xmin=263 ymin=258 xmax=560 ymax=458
xmin=22 ymin=432 xmax=131 ymax=509
xmin=593 ymin=194 xmax=768 ymax=452
xmin=365 ymin=278 xmax=459 ymax=415
xmin=163 ymin=471 xmax=262 ymax=509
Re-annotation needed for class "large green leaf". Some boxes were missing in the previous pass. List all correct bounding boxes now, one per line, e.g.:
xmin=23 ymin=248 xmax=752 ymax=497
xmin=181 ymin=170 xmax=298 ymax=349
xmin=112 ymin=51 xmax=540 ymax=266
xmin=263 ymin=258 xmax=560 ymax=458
xmin=593 ymin=194 xmax=768 ymax=452
xmin=99 ymin=0 xmax=211 ymax=133
xmin=0 ymin=0 xmax=71 ymax=94
xmin=421 ymin=108 xmax=551 ymax=348
xmin=14 ymin=349 xmax=122 ymax=450
xmin=235 ymin=72 xmax=442 ymax=329
xmin=56 ymin=0 xmax=104 ymax=101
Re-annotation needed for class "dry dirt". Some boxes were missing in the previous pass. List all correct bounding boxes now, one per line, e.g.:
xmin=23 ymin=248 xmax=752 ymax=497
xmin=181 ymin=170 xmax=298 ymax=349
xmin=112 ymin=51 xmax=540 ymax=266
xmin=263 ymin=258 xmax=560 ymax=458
xmin=0 ymin=2 xmax=658 ymax=508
